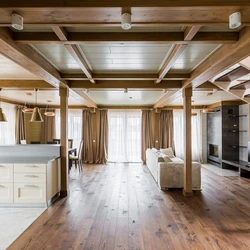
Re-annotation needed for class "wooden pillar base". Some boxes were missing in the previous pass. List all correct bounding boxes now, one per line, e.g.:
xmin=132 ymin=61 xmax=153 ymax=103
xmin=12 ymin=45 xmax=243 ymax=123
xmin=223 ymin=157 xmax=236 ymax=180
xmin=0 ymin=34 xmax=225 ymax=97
xmin=183 ymin=189 xmax=193 ymax=197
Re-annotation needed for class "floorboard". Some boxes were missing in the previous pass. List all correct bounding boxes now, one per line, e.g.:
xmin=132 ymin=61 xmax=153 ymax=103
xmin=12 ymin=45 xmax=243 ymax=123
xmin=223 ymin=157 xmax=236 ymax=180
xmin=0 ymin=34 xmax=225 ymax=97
xmin=7 ymin=163 xmax=250 ymax=250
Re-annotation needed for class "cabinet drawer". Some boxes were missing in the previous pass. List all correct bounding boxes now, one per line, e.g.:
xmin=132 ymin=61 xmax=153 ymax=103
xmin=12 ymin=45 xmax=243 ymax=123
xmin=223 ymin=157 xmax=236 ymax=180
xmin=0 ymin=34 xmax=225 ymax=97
xmin=14 ymin=173 xmax=46 ymax=183
xmin=14 ymin=183 xmax=46 ymax=203
xmin=0 ymin=164 xmax=13 ymax=182
xmin=0 ymin=183 xmax=13 ymax=203
xmin=14 ymin=164 xmax=46 ymax=174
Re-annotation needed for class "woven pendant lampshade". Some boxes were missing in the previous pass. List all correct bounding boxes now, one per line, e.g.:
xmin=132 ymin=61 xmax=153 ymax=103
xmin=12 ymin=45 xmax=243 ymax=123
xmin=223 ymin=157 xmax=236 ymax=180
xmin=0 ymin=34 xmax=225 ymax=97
xmin=0 ymin=107 xmax=7 ymax=122
xmin=30 ymin=89 xmax=43 ymax=122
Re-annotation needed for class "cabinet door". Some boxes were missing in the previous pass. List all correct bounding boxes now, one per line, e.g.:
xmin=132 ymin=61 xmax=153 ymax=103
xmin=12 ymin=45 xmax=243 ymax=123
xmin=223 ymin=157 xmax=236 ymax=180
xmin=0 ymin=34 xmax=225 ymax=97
xmin=14 ymin=164 xmax=46 ymax=174
xmin=0 ymin=164 xmax=13 ymax=182
xmin=0 ymin=183 xmax=13 ymax=203
xmin=14 ymin=183 xmax=46 ymax=203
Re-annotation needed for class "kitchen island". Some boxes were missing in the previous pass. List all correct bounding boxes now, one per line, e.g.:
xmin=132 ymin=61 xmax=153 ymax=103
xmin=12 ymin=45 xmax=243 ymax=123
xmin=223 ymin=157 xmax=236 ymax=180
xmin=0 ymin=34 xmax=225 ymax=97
xmin=0 ymin=145 xmax=61 ymax=208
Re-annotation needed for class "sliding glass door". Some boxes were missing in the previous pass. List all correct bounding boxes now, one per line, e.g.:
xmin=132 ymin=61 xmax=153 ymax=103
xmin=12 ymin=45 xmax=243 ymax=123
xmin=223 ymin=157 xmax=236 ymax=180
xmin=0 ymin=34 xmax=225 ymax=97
xmin=108 ymin=110 xmax=142 ymax=163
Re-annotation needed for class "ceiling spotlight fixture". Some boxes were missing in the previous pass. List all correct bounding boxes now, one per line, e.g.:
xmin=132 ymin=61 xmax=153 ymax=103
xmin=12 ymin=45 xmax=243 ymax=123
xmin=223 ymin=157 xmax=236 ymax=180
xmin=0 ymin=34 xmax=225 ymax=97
xmin=11 ymin=13 xmax=23 ymax=30
xmin=121 ymin=13 xmax=132 ymax=30
xmin=0 ymin=88 xmax=7 ymax=122
xmin=229 ymin=12 xmax=241 ymax=29
xmin=30 ymin=89 xmax=43 ymax=122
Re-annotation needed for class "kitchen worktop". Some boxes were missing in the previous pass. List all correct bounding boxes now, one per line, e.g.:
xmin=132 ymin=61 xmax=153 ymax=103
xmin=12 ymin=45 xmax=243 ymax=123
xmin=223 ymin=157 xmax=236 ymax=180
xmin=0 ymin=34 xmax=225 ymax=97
xmin=0 ymin=157 xmax=59 ymax=164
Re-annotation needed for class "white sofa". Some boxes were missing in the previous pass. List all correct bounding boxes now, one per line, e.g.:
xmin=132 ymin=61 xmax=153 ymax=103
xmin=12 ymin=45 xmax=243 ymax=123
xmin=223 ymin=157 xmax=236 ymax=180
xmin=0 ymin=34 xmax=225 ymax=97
xmin=146 ymin=148 xmax=201 ymax=189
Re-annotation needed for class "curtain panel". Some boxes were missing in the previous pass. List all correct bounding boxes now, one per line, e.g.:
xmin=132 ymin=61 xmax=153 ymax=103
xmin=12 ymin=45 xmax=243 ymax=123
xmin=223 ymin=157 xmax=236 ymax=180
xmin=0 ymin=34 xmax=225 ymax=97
xmin=40 ymin=108 xmax=56 ymax=144
xmin=141 ymin=110 xmax=153 ymax=164
xmin=15 ymin=106 xmax=26 ymax=144
xmin=95 ymin=110 xmax=108 ymax=164
xmin=159 ymin=110 xmax=175 ymax=151
xmin=82 ymin=109 xmax=94 ymax=163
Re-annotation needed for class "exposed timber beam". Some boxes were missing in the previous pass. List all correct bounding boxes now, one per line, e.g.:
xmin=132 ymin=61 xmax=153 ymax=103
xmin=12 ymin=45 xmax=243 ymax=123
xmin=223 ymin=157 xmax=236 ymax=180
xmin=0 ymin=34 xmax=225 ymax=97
xmin=216 ymin=66 xmax=250 ymax=82
xmin=1 ymin=1 xmax=250 ymax=8
xmin=0 ymin=80 xmax=55 ymax=89
xmin=69 ymin=80 xmax=182 ymax=90
xmin=13 ymin=32 xmax=238 ymax=45
xmin=0 ymin=27 xmax=97 ymax=108
xmin=154 ymin=27 xmax=250 ymax=107
xmin=52 ymin=26 xmax=95 ymax=84
xmin=61 ymin=73 xmax=190 ymax=81
xmin=195 ymin=81 xmax=221 ymax=90
xmin=155 ymin=26 xmax=200 ymax=84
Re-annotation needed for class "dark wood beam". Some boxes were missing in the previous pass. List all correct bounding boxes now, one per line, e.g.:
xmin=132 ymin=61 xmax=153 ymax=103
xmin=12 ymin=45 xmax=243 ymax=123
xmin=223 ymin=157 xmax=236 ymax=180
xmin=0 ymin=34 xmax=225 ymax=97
xmin=61 ymin=73 xmax=190 ymax=81
xmin=13 ymin=32 xmax=238 ymax=44
xmin=0 ymin=80 xmax=55 ymax=89
xmin=52 ymin=26 xmax=95 ymax=84
xmin=1 ymin=1 xmax=250 ymax=8
xmin=69 ymin=80 xmax=182 ymax=90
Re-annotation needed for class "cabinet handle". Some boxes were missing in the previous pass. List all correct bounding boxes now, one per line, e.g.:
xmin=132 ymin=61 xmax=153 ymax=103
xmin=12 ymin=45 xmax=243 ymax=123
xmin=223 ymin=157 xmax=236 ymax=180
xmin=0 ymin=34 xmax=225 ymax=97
xmin=24 ymin=165 xmax=38 ymax=168
xmin=24 ymin=185 xmax=38 ymax=188
xmin=0 ymin=165 xmax=5 ymax=168
xmin=0 ymin=185 xmax=5 ymax=188
xmin=24 ymin=175 xmax=38 ymax=178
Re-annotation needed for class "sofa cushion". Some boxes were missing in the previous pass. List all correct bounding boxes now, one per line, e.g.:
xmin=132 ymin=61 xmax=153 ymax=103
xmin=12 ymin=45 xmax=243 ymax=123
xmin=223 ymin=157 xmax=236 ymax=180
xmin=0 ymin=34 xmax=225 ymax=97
xmin=171 ymin=157 xmax=183 ymax=163
xmin=163 ymin=155 xmax=172 ymax=163
xmin=157 ymin=152 xmax=172 ymax=163
xmin=160 ymin=147 xmax=175 ymax=158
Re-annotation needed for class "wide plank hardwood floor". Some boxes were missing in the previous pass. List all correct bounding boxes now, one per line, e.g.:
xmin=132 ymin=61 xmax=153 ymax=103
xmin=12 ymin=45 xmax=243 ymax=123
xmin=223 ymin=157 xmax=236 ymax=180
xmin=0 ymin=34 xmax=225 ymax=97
xmin=8 ymin=163 xmax=250 ymax=250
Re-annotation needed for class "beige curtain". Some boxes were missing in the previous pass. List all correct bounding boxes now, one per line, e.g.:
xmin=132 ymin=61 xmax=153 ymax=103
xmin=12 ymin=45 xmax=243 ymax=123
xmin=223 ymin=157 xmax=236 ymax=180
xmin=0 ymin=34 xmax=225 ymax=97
xmin=159 ymin=110 xmax=175 ymax=151
xmin=141 ymin=110 xmax=153 ymax=163
xmin=40 ymin=108 xmax=56 ymax=144
xmin=95 ymin=110 xmax=108 ymax=164
xmin=82 ymin=109 xmax=94 ymax=163
xmin=15 ymin=106 xmax=26 ymax=144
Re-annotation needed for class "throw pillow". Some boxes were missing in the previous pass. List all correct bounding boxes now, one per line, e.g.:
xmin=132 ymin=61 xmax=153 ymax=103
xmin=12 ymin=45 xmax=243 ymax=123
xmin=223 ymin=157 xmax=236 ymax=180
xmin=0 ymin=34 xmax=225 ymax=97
xmin=163 ymin=155 xmax=172 ymax=163
xmin=160 ymin=147 xmax=175 ymax=158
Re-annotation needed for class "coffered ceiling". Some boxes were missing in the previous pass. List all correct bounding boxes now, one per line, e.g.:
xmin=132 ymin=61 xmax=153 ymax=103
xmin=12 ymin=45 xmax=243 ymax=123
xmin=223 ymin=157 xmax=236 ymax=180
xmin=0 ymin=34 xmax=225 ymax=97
xmin=1 ymin=1 xmax=250 ymax=108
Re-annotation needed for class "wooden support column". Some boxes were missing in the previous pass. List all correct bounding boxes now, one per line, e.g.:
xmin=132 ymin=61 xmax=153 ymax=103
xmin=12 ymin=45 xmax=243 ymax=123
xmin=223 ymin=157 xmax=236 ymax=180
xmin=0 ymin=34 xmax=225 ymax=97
xmin=59 ymin=86 xmax=69 ymax=197
xmin=182 ymin=87 xmax=193 ymax=197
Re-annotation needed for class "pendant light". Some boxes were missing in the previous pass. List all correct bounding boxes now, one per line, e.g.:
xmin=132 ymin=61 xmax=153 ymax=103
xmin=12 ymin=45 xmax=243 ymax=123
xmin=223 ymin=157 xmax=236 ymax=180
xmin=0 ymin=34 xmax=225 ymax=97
xmin=44 ymin=100 xmax=55 ymax=117
xmin=0 ymin=88 xmax=7 ymax=122
xmin=30 ymin=89 xmax=43 ymax=122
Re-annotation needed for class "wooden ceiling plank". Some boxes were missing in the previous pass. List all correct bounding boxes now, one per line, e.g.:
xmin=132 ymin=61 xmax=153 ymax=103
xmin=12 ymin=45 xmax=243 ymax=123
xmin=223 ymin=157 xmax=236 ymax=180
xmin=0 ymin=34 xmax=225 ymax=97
xmin=52 ymin=26 xmax=95 ymax=84
xmin=69 ymin=80 xmax=182 ymax=90
xmin=13 ymin=32 xmax=238 ymax=44
xmin=0 ymin=80 xmax=55 ymax=89
xmin=60 ymin=73 xmax=190 ymax=80
xmin=1 ymin=1 xmax=250 ymax=8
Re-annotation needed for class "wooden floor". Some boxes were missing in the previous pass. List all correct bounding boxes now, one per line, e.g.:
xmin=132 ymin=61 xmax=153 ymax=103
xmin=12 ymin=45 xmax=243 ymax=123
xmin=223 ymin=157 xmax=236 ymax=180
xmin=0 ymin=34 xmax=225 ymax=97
xmin=8 ymin=163 xmax=250 ymax=250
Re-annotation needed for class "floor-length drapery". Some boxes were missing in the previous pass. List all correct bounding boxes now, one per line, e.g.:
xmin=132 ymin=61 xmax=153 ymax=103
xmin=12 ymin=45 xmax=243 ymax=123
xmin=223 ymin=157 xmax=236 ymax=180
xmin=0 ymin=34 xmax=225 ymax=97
xmin=15 ymin=106 xmax=26 ymax=144
xmin=108 ymin=110 xmax=142 ymax=163
xmin=173 ymin=110 xmax=202 ymax=162
xmin=40 ymin=108 xmax=56 ymax=144
xmin=141 ymin=110 xmax=153 ymax=164
xmin=159 ymin=110 xmax=175 ymax=151
xmin=82 ymin=109 xmax=94 ymax=163
xmin=95 ymin=110 xmax=108 ymax=164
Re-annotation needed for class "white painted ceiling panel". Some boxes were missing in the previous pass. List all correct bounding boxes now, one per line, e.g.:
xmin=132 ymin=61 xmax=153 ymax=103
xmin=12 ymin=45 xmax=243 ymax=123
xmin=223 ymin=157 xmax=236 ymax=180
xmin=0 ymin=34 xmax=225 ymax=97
xmin=79 ymin=43 xmax=171 ymax=73
xmin=32 ymin=44 xmax=82 ymax=73
xmin=87 ymin=90 xmax=164 ymax=106
xmin=169 ymin=44 xmax=220 ymax=73
xmin=0 ymin=55 xmax=40 ymax=80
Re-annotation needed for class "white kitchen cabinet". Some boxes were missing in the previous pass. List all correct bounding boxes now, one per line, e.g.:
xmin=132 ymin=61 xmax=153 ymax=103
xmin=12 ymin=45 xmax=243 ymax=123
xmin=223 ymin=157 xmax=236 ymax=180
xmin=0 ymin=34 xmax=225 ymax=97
xmin=0 ymin=183 xmax=13 ymax=203
xmin=0 ymin=164 xmax=13 ymax=182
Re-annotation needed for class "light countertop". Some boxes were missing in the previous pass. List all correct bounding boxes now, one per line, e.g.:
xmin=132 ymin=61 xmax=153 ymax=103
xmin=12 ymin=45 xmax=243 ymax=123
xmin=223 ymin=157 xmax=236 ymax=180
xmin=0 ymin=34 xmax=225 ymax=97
xmin=0 ymin=157 xmax=59 ymax=164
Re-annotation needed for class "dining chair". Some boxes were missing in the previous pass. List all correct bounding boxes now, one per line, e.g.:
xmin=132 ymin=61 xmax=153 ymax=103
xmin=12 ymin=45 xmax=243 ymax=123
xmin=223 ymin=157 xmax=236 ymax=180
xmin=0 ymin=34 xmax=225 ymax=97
xmin=31 ymin=141 xmax=40 ymax=144
xmin=68 ymin=139 xmax=73 ymax=148
xmin=53 ymin=139 xmax=60 ymax=144
xmin=69 ymin=140 xmax=83 ymax=172
xmin=47 ymin=141 xmax=57 ymax=144
xmin=20 ymin=140 xmax=27 ymax=144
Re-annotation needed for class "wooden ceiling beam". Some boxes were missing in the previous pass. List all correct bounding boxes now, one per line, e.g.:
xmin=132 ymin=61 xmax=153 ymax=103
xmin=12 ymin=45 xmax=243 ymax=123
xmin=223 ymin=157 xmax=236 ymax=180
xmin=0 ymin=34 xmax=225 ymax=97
xmin=215 ymin=66 xmax=250 ymax=82
xmin=1 ymin=1 xmax=250 ymax=8
xmin=13 ymin=32 xmax=238 ymax=44
xmin=155 ymin=26 xmax=200 ymax=84
xmin=69 ymin=80 xmax=182 ymax=90
xmin=154 ymin=27 xmax=250 ymax=107
xmin=52 ymin=26 xmax=95 ymax=84
xmin=61 ymin=73 xmax=190 ymax=80
xmin=0 ymin=80 xmax=55 ymax=89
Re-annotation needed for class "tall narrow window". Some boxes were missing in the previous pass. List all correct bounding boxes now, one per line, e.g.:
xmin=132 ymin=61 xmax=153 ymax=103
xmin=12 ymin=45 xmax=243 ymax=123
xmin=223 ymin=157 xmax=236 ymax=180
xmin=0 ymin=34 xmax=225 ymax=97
xmin=108 ymin=110 xmax=142 ymax=163
xmin=55 ymin=109 xmax=82 ymax=148
xmin=0 ymin=103 xmax=15 ymax=145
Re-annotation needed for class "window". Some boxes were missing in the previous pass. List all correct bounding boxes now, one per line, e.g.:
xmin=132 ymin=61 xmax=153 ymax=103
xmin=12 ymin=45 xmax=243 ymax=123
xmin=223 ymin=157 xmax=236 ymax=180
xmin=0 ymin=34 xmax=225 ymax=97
xmin=108 ymin=110 xmax=142 ymax=163
xmin=55 ymin=109 xmax=82 ymax=148
xmin=0 ymin=103 xmax=15 ymax=145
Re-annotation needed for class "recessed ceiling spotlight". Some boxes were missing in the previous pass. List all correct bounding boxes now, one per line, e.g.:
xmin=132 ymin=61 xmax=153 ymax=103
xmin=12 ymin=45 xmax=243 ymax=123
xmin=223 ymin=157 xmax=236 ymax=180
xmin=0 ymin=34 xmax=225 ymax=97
xmin=11 ymin=13 xmax=23 ymax=30
xmin=229 ymin=12 xmax=241 ymax=29
xmin=121 ymin=13 xmax=132 ymax=30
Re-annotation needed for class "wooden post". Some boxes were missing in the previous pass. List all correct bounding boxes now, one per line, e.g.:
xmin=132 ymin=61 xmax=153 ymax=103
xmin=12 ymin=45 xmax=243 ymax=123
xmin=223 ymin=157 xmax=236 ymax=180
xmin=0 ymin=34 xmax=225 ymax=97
xmin=59 ymin=86 xmax=69 ymax=197
xmin=182 ymin=87 xmax=193 ymax=197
